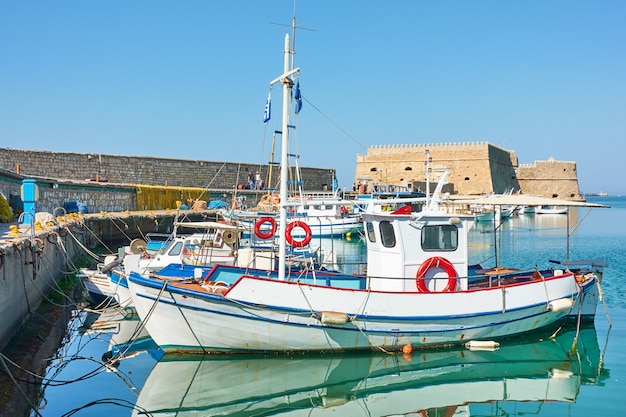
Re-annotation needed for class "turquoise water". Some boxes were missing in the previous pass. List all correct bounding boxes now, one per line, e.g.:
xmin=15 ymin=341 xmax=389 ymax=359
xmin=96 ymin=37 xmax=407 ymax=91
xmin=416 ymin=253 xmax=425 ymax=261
xmin=33 ymin=197 xmax=625 ymax=416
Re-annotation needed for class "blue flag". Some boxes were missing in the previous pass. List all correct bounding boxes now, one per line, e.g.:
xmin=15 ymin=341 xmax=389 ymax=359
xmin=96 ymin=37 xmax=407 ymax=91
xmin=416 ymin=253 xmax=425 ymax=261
xmin=263 ymin=92 xmax=271 ymax=123
xmin=294 ymin=80 xmax=302 ymax=114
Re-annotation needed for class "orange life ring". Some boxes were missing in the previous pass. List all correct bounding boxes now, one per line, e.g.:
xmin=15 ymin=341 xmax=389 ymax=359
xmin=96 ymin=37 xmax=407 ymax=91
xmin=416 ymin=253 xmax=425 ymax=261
xmin=285 ymin=220 xmax=312 ymax=248
xmin=254 ymin=217 xmax=277 ymax=239
xmin=416 ymin=256 xmax=457 ymax=292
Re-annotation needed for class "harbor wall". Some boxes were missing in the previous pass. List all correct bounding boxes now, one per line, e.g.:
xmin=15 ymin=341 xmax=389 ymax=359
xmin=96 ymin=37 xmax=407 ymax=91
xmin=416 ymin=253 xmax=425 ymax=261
xmin=0 ymin=168 xmax=137 ymax=214
xmin=0 ymin=221 xmax=84 ymax=351
xmin=0 ymin=148 xmax=336 ymax=215
xmin=0 ymin=148 xmax=335 ymax=192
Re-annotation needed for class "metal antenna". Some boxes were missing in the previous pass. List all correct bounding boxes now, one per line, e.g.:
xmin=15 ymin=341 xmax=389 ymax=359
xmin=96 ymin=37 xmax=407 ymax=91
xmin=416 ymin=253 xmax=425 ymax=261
xmin=271 ymin=1 xmax=316 ymax=69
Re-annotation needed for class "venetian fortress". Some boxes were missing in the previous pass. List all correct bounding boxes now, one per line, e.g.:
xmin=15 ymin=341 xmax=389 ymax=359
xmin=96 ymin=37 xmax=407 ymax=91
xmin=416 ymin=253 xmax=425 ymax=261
xmin=355 ymin=142 xmax=582 ymax=199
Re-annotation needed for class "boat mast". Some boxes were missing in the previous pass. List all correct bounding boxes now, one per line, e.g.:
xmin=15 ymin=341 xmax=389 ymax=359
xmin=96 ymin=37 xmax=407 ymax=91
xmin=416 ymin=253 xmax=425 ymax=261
xmin=268 ymin=9 xmax=301 ymax=280
xmin=425 ymin=149 xmax=431 ymax=209
xmin=278 ymin=34 xmax=291 ymax=280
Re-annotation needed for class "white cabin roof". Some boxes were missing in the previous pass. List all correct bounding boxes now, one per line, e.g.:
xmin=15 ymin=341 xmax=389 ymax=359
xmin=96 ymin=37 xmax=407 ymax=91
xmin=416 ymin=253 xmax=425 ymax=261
xmin=450 ymin=195 xmax=609 ymax=208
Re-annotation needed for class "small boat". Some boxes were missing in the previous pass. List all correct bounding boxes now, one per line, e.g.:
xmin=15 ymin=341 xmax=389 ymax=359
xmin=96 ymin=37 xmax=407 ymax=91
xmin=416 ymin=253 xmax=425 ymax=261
xmin=472 ymin=206 xmax=514 ymax=223
xmin=79 ymin=218 xmax=240 ymax=306
xmin=230 ymin=193 xmax=363 ymax=240
xmin=536 ymin=205 xmax=568 ymax=214
xmin=127 ymin=33 xmax=608 ymax=354
xmin=474 ymin=209 xmax=495 ymax=222
xmin=518 ymin=205 xmax=536 ymax=215
xmin=226 ymin=128 xmax=363 ymax=240
xmin=132 ymin=323 xmax=604 ymax=417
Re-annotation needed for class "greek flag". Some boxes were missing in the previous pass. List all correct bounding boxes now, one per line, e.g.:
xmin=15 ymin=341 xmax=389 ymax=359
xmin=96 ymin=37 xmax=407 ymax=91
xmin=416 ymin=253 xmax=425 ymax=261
xmin=263 ymin=92 xmax=271 ymax=123
xmin=294 ymin=80 xmax=302 ymax=114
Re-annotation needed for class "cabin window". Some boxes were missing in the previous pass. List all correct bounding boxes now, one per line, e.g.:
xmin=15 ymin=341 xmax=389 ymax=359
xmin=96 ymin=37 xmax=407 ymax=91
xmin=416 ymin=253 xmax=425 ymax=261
xmin=366 ymin=222 xmax=376 ymax=243
xmin=421 ymin=225 xmax=457 ymax=251
xmin=169 ymin=241 xmax=184 ymax=256
xmin=379 ymin=221 xmax=396 ymax=248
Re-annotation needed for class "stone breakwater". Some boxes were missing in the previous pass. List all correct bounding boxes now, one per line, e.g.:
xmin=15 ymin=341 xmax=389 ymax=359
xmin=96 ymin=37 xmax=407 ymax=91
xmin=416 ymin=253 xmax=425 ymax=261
xmin=0 ymin=147 xmax=335 ymax=192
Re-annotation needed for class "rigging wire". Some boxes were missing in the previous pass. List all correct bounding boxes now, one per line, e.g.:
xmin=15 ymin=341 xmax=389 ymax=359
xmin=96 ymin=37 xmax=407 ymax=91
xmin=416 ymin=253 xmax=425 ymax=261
xmin=301 ymin=95 xmax=368 ymax=152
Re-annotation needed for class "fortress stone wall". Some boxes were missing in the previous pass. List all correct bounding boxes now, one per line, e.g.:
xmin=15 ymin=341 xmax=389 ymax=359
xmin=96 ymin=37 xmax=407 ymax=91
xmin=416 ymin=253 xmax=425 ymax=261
xmin=355 ymin=142 xmax=581 ymax=199
xmin=355 ymin=142 xmax=519 ymax=195
xmin=517 ymin=158 xmax=581 ymax=199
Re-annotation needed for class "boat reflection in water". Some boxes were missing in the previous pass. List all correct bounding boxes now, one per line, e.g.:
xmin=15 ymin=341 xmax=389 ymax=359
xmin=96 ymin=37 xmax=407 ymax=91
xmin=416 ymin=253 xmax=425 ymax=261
xmin=134 ymin=323 xmax=606 ymax=416
xmin=81 ymin=307 xmax=157 ymax=362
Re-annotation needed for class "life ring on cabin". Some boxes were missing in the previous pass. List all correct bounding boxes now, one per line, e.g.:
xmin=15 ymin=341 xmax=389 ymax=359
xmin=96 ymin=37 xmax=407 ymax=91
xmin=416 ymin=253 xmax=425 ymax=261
xmin=285 ymin=220 xmax=312 ymax=248
xmin=416 ymin=256 xmax=457 ymax=292
xmin=254 ymin=217 xmax=277 ymax=239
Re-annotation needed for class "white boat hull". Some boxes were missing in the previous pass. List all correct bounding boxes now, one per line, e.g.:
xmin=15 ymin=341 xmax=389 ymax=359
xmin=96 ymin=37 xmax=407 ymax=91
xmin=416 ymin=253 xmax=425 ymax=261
xmin=79 ymin=268 xmax=132 ymax=307
xmin=129 ymin=271 xmax=596 ymax=353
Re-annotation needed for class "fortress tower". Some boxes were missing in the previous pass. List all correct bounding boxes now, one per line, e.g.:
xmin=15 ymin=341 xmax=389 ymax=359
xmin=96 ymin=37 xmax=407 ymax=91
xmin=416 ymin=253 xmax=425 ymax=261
xmin=354 ymin=142 xmax=581 ymax=199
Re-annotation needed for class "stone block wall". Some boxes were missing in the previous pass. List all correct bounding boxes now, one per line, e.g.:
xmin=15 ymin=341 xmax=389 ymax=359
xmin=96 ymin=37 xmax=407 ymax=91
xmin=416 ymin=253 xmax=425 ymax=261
xmin=0 ymin=223 xmax=84 ymax=350
xmin=0 ymin=171 xmax=136 ymax=216
xmin=0 ymin=169 xmax=22 ymax=201
xmin=517 ymin=158 xmax=581 ymax=199
xmin=355 ymin=142 xmax=520 ymax=195
xmin=37 ymin=182 xmax=137 ymax=213
xmin=0 ymin=148 xmax=335 ymax=191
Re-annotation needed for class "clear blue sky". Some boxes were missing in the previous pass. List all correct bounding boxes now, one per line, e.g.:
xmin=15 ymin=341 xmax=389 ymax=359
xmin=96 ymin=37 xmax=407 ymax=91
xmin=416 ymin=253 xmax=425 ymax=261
xmin=2 ymin=1 xmax=625 ymax=195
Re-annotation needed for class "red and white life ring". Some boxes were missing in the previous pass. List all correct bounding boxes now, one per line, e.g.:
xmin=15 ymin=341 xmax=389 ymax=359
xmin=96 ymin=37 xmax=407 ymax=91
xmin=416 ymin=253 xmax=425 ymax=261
xmin=416 ymin=256 xmax=457 ymax=292
xmin=285 ymin=220 xmax=312 ymax=248
xmin=254 ymin=217 xmax=276 ymax=239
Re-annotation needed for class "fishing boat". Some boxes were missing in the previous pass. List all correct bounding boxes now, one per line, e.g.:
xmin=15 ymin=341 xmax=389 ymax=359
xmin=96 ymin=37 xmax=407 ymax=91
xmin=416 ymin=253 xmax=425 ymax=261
xmin=79 ymin=218 xmax=239 ymax=306
xmin=127 ymin=33 xmax=607 ymax=354
xmin=518 ymin=205 xmax=536 ymax=215
xmin=132 ymin=323 xmax=604 ymax=416
xmin=536 ymin=205 xmax=568 ymax=214
xmin=230 ymin=192 xmax=363 ymax=240
xmin=227 ymin=154 xmax=363 ymax=240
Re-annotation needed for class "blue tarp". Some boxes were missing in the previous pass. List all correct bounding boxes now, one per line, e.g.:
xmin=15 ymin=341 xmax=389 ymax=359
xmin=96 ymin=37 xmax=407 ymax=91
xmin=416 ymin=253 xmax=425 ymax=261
xmin=208 ymin=200 xmax=229 ymax=209
xmin=64 ymin=201 xmax=88 ymax=214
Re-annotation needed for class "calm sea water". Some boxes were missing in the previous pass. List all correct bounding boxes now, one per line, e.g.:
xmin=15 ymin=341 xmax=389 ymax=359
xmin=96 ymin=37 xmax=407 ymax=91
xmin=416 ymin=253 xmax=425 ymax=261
xmin=33 ymin=196 xmax=625 ymax=417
